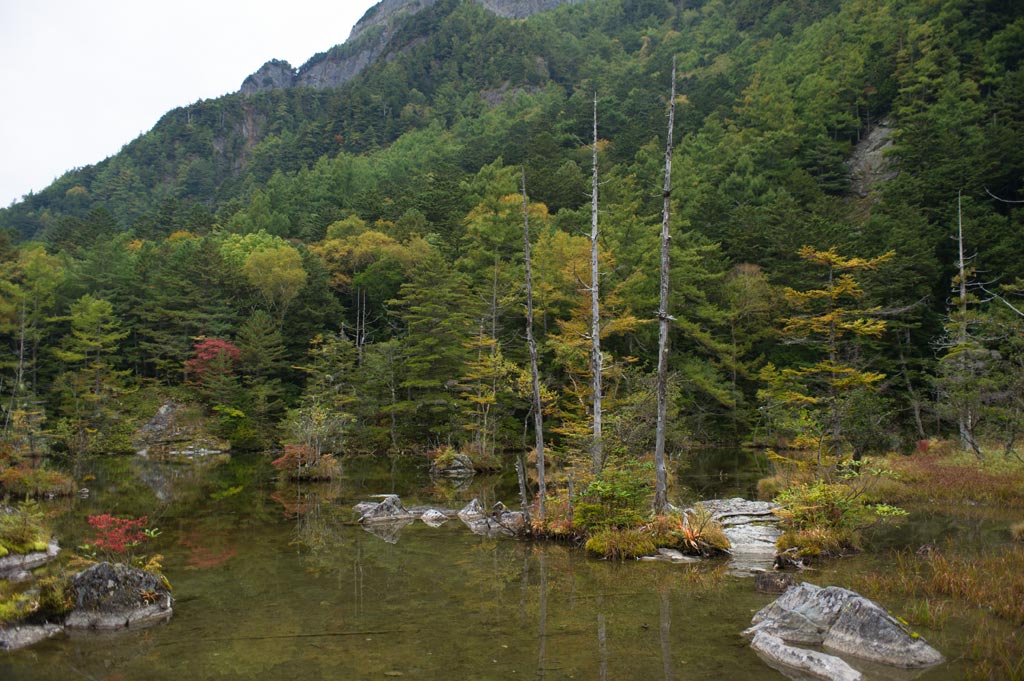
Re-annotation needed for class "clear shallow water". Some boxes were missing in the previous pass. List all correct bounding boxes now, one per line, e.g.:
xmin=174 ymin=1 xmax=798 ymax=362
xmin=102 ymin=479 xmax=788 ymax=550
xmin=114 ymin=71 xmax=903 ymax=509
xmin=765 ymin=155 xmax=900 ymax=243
xmin=0 ymin=452 xmax=1008 ymax=680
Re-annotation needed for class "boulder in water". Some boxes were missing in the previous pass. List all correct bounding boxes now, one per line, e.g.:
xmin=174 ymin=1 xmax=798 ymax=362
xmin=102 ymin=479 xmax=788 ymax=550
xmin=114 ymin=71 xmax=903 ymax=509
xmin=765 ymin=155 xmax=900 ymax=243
xmin=66 ymin=562 xmax=172 ymax=630
xmin=420 ymin=509 xmax=449 ymax=527
xmin=744 ymin=582 xmax=943 ymax=674
xmin=359 ymin=495 xmax=417 ymax=523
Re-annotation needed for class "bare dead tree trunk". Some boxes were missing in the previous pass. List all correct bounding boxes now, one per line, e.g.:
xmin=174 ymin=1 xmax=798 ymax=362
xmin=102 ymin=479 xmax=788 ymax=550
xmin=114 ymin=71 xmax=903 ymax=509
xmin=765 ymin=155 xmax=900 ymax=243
xmin=522 ymin=169 xmax=546 ymax=519
xmin=955 ymin=191 xmax=980 ymax=456
xmin=654 ymin=59 xmax=677 ymax=515
xmin=590 ymin=93 xmax=604 ymax=475
xmin=898 ymin=328 xmax=927 ymax=439
xmin=4 ymin=298 xmax=27 ymax=434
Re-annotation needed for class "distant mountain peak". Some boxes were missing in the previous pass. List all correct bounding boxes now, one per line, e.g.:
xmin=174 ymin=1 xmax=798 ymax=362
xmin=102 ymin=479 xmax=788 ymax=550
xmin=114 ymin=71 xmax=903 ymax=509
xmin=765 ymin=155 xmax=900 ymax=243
xmin=239 ymin=0 xmax=590 ymax=94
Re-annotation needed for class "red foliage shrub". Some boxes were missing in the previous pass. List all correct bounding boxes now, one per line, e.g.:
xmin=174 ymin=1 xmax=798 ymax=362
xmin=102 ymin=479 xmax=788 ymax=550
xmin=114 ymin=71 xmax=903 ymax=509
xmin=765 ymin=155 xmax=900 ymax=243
xmin=271 ymin=444 xmax=314 ymax=470
xmin=87 ymin=514 xmax=149 ymax=555
xmin=185 ymin=338 xmax=241 ymax=378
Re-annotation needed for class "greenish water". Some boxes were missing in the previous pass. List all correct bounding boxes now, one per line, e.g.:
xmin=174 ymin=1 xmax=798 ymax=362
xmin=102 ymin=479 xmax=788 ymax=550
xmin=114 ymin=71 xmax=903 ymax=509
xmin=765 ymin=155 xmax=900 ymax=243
xmin=0 ymin=452 xmax=1013 ymax=680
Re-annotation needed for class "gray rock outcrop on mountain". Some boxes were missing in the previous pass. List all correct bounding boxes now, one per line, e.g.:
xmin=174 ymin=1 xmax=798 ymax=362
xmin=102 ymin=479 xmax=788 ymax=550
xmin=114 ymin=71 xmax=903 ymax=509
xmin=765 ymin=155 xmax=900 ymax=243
xmin=240 ymin=59 xmax=298 ymax=94
xmin=479 ymin=0 xmax=589 ymax=19
xmin=846 ymin=119 xmax=897 ymax=198
xmin=240 ymin=0 xmax=593 ymax=94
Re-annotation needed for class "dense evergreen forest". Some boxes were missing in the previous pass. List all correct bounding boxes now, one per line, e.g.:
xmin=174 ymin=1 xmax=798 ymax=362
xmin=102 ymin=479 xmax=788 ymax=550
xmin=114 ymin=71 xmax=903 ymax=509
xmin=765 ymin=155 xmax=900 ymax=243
xmin=1 ymin=0 xmax=1022 ymax=484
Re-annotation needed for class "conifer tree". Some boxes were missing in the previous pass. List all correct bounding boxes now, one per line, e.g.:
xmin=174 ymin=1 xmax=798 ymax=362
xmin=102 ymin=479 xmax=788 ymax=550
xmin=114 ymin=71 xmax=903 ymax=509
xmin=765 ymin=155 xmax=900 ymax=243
xmin=759 ymin=246 xmax=893 ymax=464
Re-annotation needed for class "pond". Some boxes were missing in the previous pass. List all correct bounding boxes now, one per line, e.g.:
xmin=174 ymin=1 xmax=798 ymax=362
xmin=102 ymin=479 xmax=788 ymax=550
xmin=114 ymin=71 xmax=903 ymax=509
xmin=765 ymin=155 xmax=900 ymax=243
xmin=0 ymin=451 xmax=1013 ymax=680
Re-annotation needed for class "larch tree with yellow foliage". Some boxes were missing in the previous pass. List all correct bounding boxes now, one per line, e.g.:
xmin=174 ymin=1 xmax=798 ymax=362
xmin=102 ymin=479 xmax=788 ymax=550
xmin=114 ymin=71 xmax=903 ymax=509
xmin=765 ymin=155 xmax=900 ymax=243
xmin=759 ymin=246 xmax=894 ymax=464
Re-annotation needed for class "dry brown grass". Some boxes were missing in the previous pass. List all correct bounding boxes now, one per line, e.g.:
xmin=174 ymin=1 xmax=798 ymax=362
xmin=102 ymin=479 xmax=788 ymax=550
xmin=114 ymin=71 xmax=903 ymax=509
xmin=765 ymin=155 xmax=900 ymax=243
xmin=853 ymin=543 xmax=1024 ymax=627
xmin=860 ymin=443 xmax=1024 ymax=508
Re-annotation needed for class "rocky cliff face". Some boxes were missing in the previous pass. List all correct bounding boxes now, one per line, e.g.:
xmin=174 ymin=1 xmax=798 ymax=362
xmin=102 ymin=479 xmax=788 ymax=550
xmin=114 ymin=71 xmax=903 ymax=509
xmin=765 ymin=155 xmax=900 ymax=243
xmin=240 ymin=59 xmax=298 ymax=94
xmin=480 ymin=0 xmax=588 ymax=19
xmin=240 ymin=0 xmax=589 ymax=93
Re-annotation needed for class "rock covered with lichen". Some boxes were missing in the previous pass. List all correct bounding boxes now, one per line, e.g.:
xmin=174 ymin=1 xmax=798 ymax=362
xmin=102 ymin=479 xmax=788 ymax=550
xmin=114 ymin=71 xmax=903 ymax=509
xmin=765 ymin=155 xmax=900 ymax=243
xmin=65 ymin=562 xmax=173 ymax=630
xmin=744 ymin=582 xmax=944 ymax=678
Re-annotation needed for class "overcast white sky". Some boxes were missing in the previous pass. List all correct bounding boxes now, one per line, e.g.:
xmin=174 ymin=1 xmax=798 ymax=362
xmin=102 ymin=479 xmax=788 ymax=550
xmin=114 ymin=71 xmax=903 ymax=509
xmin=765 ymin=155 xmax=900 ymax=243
xmin=0 ymin=0 xmax=378 ymax=208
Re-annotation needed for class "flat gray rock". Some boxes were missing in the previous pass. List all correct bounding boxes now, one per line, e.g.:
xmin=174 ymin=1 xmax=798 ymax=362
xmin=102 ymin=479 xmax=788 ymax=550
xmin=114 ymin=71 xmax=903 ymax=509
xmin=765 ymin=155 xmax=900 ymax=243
xmin=751 ymin=630 xmax=863 ymax=681
xmin=0 ymin=623 xmax=63 ymax=652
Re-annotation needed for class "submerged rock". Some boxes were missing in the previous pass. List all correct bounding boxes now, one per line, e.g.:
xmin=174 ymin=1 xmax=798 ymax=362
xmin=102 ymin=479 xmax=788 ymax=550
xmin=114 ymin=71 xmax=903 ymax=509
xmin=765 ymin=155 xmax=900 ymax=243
xmin=751 ymin=630 xmax=863 ymax=681
xmin=66 ymin=562 xmax=173 ymax=630
xmin=754 ymin=571 xmax=797 ymax=594
xmin=744 ymin=582 xmax=943 ymax=676
xmin=0 ymin=623 xmax=63 ymax=652
xmin=0 ymin=539 xmax=60 ymax=581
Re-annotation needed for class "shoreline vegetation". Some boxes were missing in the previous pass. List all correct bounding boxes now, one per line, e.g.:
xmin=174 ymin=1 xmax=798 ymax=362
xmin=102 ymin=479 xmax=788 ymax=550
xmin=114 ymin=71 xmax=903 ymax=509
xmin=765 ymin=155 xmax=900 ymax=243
xmin=0 ymin=437 xmax=1022 ymax=678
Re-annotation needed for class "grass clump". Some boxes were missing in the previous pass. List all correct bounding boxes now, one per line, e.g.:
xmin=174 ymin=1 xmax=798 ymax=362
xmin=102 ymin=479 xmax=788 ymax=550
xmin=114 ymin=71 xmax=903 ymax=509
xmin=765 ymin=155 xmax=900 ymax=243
xmin=0 ymin=464 xmax=74 ymax=499
xmin=585 ymin=527 xmax=656 ymax=560
xmin=1011 ymin=521 xmax=1024 ymax=542
xmin=646 ymin=506 xmax=731 ymax=556
xmin=37 ymin=574 xmax=75 ymax=618
xmin=777 ymin=525 xmax=862 ymax=558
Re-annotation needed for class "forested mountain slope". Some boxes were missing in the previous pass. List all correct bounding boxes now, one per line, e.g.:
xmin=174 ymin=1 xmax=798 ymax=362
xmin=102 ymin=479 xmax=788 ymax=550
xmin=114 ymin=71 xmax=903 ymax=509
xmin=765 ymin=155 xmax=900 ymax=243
xmin=0 ymin=0 xmax=1021 ymax=463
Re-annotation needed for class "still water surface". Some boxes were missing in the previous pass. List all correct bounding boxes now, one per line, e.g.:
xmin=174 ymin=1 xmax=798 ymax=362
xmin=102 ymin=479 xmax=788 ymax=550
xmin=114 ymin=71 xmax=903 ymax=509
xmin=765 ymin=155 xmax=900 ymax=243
xmin=0 ymin=452 xmax=995 ymax=680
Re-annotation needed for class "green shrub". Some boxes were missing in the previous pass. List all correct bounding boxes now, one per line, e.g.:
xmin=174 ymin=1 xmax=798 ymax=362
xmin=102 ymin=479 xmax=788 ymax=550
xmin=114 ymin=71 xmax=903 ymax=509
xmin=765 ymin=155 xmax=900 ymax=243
xmin=777 ymin=526 xmax=862 ymax=558
xmin=37 ymin=574 xmax=74 ymax=617
xmin=574 ymin=461 xmax=653 ymax=532
xmin=772 ymin=477 xmax=904 ymax=558
xmin=0 ymin=502 xmax=51 ymax=555
xmin=0 ymin=588 xmax=37 ymax=626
